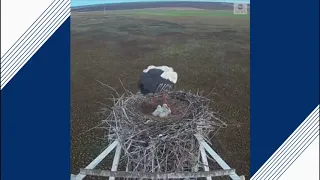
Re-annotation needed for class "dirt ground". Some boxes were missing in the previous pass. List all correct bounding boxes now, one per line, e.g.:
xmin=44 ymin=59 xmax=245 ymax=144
xmin=71 ymin=9 xmax=250 ymax=179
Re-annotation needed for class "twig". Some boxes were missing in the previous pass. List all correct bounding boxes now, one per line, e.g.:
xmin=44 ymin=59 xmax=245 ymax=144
xmin=98 ymin=90 xmax=226 ymax=174
xmin=96 ymin=80 xmax=120 ymax=97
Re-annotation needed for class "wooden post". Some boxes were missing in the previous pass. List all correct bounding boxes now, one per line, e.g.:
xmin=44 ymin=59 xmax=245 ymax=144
xmin=109 ymin=143 xmax=122 ymax=180
xmin=200 ymin=144 xmax=212 ymax=180
xmin=80 ymin=169 xmax=236 ymax=178
xmin=73 ymin=140 xmax=119 ymax=180
xmin=71 ymin=135 xmax=245 ymax=180
xmin=194 ymin=134 xmax=242 ymax=180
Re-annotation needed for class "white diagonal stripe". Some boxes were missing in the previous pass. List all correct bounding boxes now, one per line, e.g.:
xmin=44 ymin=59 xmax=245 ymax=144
xmin=1 ymin=11 xmax=70 ymax=88
xmin=279 ymin=136 xmax=319 ymax=180
xmin=251 ymin=105 xmax=319 ymax=180
xmin=1 ymin=3 xmax=70 ymax=80
xmin=1 ymin=0 xmax=70 ymax=89
xmin=1 ymin=0 xmax=54 ymax=56
xmin=1 ymin=1 xmax=69 ymax=75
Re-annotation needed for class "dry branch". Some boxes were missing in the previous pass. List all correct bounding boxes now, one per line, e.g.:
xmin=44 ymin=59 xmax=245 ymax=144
xmin=102 ymin=90 xmax=226 ymax=176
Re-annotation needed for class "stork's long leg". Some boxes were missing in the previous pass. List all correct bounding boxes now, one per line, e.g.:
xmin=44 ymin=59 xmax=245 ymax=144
xmin=162 ymin=93 xmax=176 ymax=114
xmin=162 ymin=93 xmax=167 ymax=104
xmin=152 ymin=96 xmax=156 ymax=108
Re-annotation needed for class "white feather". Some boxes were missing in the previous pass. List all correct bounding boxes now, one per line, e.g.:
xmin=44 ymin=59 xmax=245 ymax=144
xmin=143 ymin=65 xmax=174 ymax=73
xmin=142 ymin=65 xmax=178 ymax=84
xmin=161 ymin=71 xmax=178 ymax=84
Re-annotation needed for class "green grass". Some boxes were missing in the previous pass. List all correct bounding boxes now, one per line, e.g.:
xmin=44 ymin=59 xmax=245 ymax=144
xmin=113 ymin=9 xmax=249 ymax=17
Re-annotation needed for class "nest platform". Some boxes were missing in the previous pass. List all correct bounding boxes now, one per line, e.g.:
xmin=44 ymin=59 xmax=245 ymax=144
xmin=71 ymin=90 xmax=245 ymax=180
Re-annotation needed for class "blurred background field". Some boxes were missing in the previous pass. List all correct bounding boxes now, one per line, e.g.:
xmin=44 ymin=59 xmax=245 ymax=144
xmin=71 ymin=3 xmax=250 ymax=179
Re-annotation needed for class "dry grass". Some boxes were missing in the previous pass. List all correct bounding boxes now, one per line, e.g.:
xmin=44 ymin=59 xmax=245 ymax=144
xmin=71 ymin=10 xmax=250 ymax=179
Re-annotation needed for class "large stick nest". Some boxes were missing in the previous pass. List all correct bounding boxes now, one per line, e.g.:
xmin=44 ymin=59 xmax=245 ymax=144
xmin=103 ymin=90 xmax=226 ymax=174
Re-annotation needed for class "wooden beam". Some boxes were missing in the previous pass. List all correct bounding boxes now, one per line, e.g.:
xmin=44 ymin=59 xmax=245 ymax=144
xmin=200 ymin=144 xmax=212 ymax=180
xmin=80 ymin=169 xmax=236 ymax=178
xmin=194 ymin=134 xmax=242 ymax=180
xmin=192 ymin=148 xmax=200 ymax=173
xmin=74 ymin=140 xmax=119 ymax=180
xmin=109 ymin=143 xmax=122 ymax=180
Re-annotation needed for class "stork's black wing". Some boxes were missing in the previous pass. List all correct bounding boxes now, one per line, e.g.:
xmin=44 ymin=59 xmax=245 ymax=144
xmin=155 ymin=83 xmax=174 ymax=93
xmin=139 ymin=68 xmax=174 ymax=94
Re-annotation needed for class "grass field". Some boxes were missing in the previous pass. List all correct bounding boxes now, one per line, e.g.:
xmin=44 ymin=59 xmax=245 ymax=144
xmin=107 ymin=9 xmax=250 ymax=16
xmin=71 ymin=8 xmax=250 ymax=179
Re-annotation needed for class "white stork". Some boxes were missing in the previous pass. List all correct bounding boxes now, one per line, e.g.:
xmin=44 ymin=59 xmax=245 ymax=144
xmin=138 ymin=65 xmax=178 ymax=110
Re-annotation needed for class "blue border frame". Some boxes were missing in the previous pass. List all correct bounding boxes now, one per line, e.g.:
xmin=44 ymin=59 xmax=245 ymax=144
xmin=251 ymin=0 xmax=319 ymax=176
xmin=1 ymin=0 xmax=319 ymax=179
xmin=1 ymin=18 xmax=71 ymax=180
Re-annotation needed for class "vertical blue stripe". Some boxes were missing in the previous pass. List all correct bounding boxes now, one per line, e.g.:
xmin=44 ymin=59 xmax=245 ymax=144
xmin=1 ymin=18 xmax=70 ymax=180
xmin=251 ymin=0 xmax=319 ymax=176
